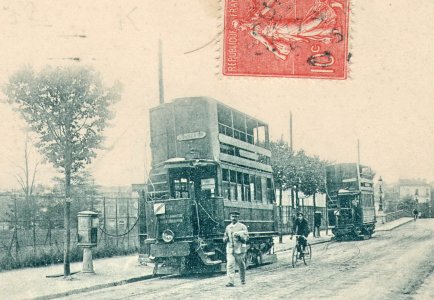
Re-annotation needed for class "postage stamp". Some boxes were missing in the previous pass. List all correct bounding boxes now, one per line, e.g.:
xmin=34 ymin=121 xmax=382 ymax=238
xmin=223 ymin=0 xmax=350 ymax=79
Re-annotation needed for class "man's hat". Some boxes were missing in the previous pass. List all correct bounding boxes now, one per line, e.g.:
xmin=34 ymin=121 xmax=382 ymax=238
xmin=229 ymin=211 xmax=240 ymax=216
xmin=297 ymin=212 xmax=304 ymax=216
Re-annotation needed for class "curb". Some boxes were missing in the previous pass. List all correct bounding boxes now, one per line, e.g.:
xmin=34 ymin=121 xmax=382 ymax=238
xmin=34 ymin=274 xmax=155 ymax=300
xmin=376 ymin=219 xmax=413 ymax=232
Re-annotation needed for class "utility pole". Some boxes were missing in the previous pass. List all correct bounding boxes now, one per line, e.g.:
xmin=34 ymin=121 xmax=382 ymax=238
xmin=357 ymin=139 xmax=361 ymax=167
xmin=289 ymin=111 xmax=293 ymax=151
xmin=158 ymin=39 xmax=164 ymax=105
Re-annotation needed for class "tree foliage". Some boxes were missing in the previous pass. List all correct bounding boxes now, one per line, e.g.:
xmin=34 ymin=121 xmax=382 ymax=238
xmin=270 ymin=140 xmax=328 ymax=196
xmin=4 ymin=66 xmax=121 ymax=174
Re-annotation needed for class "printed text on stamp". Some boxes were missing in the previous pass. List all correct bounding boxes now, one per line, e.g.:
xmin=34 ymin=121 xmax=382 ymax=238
xmin=223 ymin=0 xmax=350 ymax=79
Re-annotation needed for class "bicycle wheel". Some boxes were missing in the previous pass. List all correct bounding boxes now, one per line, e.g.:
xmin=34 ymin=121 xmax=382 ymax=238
xmin=303 ymin=244 xmax=312 ymax=266
xmin=292 ymin=247 xmax=299 ymax=268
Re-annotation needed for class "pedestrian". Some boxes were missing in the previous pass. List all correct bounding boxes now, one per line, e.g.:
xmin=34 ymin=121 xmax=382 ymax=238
xmin=314 ymin=211 xmax=322 ymax=238
xmin=291 ymin=212 xmax=310 ymax=257
xmin=413 ymin=208 xmax=418 ymax=221
xmin=223 ymin=211 xmax=249 ymax=287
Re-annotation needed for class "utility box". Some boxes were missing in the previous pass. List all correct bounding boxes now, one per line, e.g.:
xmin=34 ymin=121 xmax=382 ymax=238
xmin=77 ymin=211 xmax=99 ymax=247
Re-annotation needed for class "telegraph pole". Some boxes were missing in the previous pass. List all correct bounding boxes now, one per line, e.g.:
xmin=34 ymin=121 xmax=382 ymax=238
xmin=289 ymin=111 xmax=293 ymax=151
xmin=158 ymin=39 xmax=165 ymax=105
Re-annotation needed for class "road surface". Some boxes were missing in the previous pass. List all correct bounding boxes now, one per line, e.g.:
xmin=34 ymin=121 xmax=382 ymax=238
xmin=60 ymin=219 xmax=434 ymax=300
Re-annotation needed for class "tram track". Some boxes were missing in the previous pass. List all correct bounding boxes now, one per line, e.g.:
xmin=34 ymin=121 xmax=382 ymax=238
xmin=66 ymin=226 xmax=426 ymax=300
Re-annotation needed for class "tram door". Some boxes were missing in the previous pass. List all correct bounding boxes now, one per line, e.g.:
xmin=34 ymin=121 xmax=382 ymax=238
xmin=192 ymin=165 xmax=218 ymax=236
xmin=352 ymin=196 xmax=363 ymax=224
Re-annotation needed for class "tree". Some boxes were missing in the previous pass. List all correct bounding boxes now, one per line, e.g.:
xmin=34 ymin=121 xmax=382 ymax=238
xmin=270 ymin=140 xmax=293 ymax=193
xmin=4 ymin=65 xmax=120 ymax=277
xmin=270 ymin=140 xmax=293 ymax=243
xmin=397 ymin=195 xmax=417 ymax=212
xmin=16 ymin=136 xmax=39 ymax=228
xmin=52 ymin=170 xmax=101 ymax=227
xmin=270 ymin=141 xmax=328 ymax=208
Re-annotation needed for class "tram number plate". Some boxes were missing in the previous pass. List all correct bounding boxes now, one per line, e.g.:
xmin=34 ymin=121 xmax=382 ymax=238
xmin=154 ymin=203 xmax=166 ymax=215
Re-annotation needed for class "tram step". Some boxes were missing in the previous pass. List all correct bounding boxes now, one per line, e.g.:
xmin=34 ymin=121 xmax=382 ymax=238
xmin=204 ymin=259 xmax=222 ymax=266
xmin=203 ymin=252 xmax=215 ymax=257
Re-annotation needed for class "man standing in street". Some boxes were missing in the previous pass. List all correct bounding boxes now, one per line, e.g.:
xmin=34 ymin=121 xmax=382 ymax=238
xmin=223 ymin=211 xmax=249 ymax=287
xmin=314 ymin=211 xmax=322 ymax=238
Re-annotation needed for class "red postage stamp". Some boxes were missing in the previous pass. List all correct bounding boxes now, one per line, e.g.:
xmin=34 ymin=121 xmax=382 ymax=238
xmin=223 ymin=0 xmax=350 ymax=79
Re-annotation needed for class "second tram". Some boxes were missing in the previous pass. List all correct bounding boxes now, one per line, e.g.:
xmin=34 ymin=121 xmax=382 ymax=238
xmin=326 ymin=163 xmax=376 ymax=240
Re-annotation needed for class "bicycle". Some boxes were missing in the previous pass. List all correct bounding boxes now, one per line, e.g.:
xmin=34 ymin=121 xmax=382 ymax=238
xmin=291 ymin=235 xmax=312 ymax=267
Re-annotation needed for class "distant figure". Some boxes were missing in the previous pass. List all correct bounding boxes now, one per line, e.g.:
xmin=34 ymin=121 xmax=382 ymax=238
xmin=291 ymin=212 xmax=310 ymax=256
xmin=334 ymin=209 xmax=340 ymax=225
xmin=413 ymin=208 xmax=418 ymax=221
xmin=314 ymin=211 xmax=322 ymax=238
xmin=223 ymin=211 xmax=249 ymax=287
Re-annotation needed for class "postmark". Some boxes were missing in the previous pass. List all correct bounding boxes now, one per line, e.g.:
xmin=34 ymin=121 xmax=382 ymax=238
xmin=223 ymin=0 xmax=350 ymax=79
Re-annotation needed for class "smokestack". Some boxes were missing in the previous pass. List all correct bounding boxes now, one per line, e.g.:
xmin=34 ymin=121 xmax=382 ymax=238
xmin=158 ymin=39 xmax=164 ymax=104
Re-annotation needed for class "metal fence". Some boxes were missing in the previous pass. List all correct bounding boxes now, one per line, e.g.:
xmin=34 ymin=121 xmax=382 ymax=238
xmin=384 ymin=209 xmax=412 ymax=223
xmin=0 ymin=194 xmax=139 ymax=267
xmin=276 ymin=205 xmax=327 ymax=235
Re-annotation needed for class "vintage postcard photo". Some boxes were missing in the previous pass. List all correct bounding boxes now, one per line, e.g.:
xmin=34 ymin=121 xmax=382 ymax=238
xmin=0 ymin=1 xmax=433 ymax=299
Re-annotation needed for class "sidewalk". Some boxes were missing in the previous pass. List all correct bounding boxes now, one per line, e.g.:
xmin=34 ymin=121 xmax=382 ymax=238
xmin=375 ymin=217 xmax=413 ymax=231
xmin=1 ymin=255 xmax=154 ymax=300
xmin=1 ymin=218 xmax=412 ymax=300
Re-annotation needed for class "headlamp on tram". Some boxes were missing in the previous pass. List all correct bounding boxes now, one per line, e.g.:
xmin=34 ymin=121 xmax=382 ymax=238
xmin=162 ymin=229 xmax=175 ymax=243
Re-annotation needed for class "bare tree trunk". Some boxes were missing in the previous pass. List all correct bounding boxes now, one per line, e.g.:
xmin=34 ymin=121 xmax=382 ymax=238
xmin=279 ymin=184 xmax=283 ymax=243
xmin=63 ymin=149 xmax=72 ymax=278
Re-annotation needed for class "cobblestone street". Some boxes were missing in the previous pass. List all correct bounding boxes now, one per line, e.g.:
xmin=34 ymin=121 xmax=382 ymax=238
xmin=61 ymin=219 xmax=434 ymax=300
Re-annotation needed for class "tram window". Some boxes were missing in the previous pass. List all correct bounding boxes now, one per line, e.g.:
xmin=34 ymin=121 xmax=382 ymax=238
xmin=244 ymin=174 xmax=251 ymax=202
xmin=223 ymin=181 xmax=230 ymax=199
xmin=222 ymin=169 xmax=229 ymax=181
xmin=173 ymin=178 xmax=190 ymax=199
xmin=230 ymin=170 xmax=237 ymax=200
xmin=221 ymin=143 xmax=235 ymax=155
xmin=240 ymin=132 xmax=246 ymax=142
xmin=255 ymin=176 xmax=262 ymax=201
xmin=233 ymin=112 xmax=245 ymax=132
xmin=266 ymin=178 xmax=274 ymax=203
xmin=217 ymin=105 xmax=232 ymax=126
xmin=237 ymin=172 xmax=243 ymax=184
xmin=234 ymin=130 xmax=240 ymax=140
xmin=255 ymin=125 xmax=266 ymax=146
xmin=250 ymin=180 xmax=255 ymax=202
xmin=237 ymin=171 xmax=244 ymax=201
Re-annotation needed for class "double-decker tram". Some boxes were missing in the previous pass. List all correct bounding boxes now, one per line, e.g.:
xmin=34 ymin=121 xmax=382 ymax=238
xmin=142 ymin=97 xmax=277 ymax=275
xmin=326 ymin=163 xmax=376 ymax=240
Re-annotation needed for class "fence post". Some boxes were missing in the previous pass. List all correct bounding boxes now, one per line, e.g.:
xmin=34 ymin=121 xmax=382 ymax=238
xmin=279 ymin=185 xmax=283 ymax=243
xmin=14 ymin=196 xmax=19 ymax=261
xmin=115 ymin=197 xmax=119 ymax=247
xmin=32 ymin=195 xmax=36 ymax=257
xmin=127 ymin=197 xmax=130 ymax=249
xmin=103 ymin=197 xmax=107 ymax=246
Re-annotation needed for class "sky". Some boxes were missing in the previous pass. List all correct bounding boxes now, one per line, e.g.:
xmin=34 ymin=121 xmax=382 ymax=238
xmin=0 ymin=0 xmax=433 ymax=189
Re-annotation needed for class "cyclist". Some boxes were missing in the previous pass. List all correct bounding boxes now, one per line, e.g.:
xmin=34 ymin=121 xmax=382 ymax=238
xmin=413 ymin=208 xmax=418 ymax=221
xmin=291 ymin=212 xmax=310 ymax=258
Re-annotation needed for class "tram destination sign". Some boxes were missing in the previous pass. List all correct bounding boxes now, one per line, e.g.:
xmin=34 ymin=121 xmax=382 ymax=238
xmin=177 ymin=131 xmax=206 ymax=141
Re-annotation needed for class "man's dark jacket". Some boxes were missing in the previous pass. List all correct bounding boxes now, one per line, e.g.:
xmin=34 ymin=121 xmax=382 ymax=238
xmin=293 ymin=218 xmax=310 ymax=237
